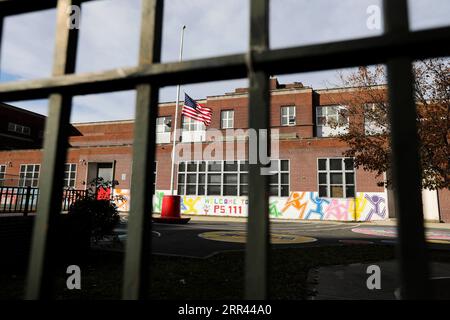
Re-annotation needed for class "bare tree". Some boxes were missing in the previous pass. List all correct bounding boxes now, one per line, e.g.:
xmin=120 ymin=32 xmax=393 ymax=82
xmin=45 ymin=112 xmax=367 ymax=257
xmin=331 ymin=59 xmax=449 ymax=190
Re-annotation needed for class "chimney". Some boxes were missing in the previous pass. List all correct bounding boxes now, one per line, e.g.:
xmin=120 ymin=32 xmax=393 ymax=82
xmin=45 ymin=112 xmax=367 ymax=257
xmin=269 ymin=77 xmax=280 ymax=90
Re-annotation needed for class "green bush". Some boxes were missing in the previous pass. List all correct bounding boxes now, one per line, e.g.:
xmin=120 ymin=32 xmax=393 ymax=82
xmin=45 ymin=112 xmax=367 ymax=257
xmin=68 ymin=197 xmax=120 ymax=242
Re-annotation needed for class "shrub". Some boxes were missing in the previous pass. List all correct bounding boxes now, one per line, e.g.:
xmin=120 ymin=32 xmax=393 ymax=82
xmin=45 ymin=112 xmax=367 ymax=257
xmin=68 ymin=197 xmax=120 ymax=242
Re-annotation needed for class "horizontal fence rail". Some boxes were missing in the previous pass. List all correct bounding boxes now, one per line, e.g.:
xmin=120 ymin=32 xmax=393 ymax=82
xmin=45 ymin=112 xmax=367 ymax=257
xmin=0 ymin=0 xmax=448 ymax=300
xmin=0 ymin=26 xmax=450 ymax=102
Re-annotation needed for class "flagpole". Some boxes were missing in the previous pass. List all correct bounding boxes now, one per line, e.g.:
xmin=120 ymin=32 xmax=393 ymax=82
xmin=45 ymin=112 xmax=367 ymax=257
xmin=170 ymin=25 xmax=186 ymax=195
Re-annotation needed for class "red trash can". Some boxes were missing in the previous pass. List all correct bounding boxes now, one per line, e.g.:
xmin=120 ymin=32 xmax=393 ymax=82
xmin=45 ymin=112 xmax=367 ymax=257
xmin=153 ymin=195 xmax=190 ymax=224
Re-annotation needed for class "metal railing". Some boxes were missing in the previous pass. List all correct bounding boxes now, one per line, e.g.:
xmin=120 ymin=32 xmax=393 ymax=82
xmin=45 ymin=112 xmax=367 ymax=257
xmin=61 ymin=189 xmax=87 ymax=211
xmin=0 ymin=186 xmax=87 ymax=215
xmin=0 ymin=186 xmax=39 ymax=215
xmin=0 ymin=0 xmax=449 ymax=300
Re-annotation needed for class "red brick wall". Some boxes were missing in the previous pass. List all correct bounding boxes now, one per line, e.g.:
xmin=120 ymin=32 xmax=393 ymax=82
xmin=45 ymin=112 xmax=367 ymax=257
xmin=0 ymin=149 xmax=42 ymax=184
xmin=159 ymin=89 xmax=315 ymax=139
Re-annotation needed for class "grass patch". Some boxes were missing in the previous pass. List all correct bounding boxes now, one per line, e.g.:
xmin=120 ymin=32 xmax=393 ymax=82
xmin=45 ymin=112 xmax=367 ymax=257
xmin=1 ymin=244 xmax=402 ymax=300
xmin=4 ymin=244 xmax=450 ymax=300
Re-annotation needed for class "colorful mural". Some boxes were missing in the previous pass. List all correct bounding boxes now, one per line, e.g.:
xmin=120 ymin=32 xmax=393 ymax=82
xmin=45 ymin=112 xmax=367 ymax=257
xmin=113 ymin=188 xmax=130 ymax=212
xmin=150 ymin=191 xmax=389 ymax=222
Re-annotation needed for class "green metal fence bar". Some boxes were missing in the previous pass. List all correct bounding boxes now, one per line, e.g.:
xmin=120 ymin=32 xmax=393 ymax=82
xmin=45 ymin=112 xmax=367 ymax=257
xmin=383 ymin=0 xmax=431 ymax=299
xmin=122 ymin=0 xmax=163 ymax=300
xmin=245 ymin=0 xmax=270 ymax=300
xmin=25 ymin=0 xmax=80 ymax=299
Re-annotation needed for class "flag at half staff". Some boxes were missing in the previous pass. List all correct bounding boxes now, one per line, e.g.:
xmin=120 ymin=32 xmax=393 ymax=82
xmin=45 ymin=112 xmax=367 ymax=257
xmin=182 ymin=93 xmax=212 ymax=126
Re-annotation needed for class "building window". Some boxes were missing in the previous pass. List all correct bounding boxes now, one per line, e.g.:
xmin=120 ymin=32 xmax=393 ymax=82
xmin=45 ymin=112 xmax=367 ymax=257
xmin=156 ymin=116 xmax=171 ymax=133
xmin=221 ymin=110 xmax=234 ymax=129
xmin=181 ymin=116 xmax=206 ymax=142
xmin=64 ymin=164 xmax=77 ymax=188
xmin=156 ymin=116 xmax=172 ymax=144
xmin=19 ymin=164 xmax=40 ymax=187
xmin=364 ymin=103 xmax=387 ymax=135
xmin=269 ymin=160 xmax=290 ymax=196
xmin=316 ymin=105 xmax=349 ymax=137
xmin=182 ymin=116 xmax=205 ymax=132
xmin=317 ymin=158 xmax=355 ymax=198
xmin=8 ymin=122 xmax=31 ymax=135
xmin=177 ymin=159 xmax=289 ymax=197
xmin=281 ymin=106 xmax=296 ymax=126
xmin=0 ymin=165 xmax=5 ymax=186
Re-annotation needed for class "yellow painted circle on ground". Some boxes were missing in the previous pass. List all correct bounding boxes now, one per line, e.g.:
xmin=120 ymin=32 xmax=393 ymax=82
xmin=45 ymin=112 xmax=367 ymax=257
xmin=427 ymin=239 xmax=450 ymax=245
xmin=199 ymin=231 xmax=317 ymax=244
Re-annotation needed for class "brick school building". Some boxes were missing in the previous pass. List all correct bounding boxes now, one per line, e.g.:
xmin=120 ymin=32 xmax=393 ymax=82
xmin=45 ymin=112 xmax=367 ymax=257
xmin=0 ymin=78 xmax=448 ymax=222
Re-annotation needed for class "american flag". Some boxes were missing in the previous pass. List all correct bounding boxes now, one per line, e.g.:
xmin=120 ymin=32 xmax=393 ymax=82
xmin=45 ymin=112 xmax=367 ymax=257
xmin=182 ymin=93 xmax=212 ymax=126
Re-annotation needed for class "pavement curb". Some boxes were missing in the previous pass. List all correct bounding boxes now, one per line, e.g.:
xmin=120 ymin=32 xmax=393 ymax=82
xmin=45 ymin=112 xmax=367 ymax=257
xmin=148 ymin=213 xmax=450 ymax=229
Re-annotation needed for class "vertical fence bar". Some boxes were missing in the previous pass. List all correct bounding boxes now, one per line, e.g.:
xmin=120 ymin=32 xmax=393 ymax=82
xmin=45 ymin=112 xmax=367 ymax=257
xmin=13 ymin=187 xmax=19 ymax=212
xmin=383 ymin=0 xmax=431 ymax=299
xmin=0 ymin=15 xmax=3 ymax=72
xmin=23 ymin=186 xmax=31 ymax=216
xmin=0 ymin=187 xmax=3 ymax=212
xmin=245 ymin=0 xmax=270 ymax=300
xmin=25 ymin=0 xmax=80 ymax=299
xmin=8 ymin=187 xmax=13 ymax=212
xmin=122 ymin=0 xmax=163 ymax=300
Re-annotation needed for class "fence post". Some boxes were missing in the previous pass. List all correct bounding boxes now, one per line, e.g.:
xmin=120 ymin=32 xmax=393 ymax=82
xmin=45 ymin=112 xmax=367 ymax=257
xmin=122 ymin=0 xmax=163 ymax=299
xmin=24 ymin=186 xmax=31 ymax=217
xmin=383 ymin=0 xmax=431 ymax=299
xmin=25 ymin=0 xmax=80 ymax=300
xmin=245 ymin=0 xmax=270 ymax=300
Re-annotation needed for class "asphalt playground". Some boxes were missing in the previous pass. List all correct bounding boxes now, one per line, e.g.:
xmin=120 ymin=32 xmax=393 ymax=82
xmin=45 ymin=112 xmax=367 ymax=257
xmin=113 ymin=218 xmax=450 ymax=258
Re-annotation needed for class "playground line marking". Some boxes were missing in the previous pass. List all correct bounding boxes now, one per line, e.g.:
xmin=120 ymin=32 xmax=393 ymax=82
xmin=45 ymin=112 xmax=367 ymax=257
xmin=198 ymin=231 xmax=317 ymax=244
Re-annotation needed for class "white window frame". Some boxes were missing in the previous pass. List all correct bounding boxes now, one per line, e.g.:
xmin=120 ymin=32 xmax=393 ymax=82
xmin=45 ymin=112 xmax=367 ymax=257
xmin=281 ymin=106 xmax=296 ymax=126
xmin=317 ymin=157 xmax=355 ymax=198
xmin=220 ymin=110 xmax=234 ymax=129
xmin=268 ymin=159 xmax=290 ymax=196
xmin=64 ymin=163 xmax=77 ymax=188
xmin=19 ymin=164 xmax=40 ymax=187
xmin=181 ymin=116 xmax=206 ymax=142
xmin=316 ymin=105 xmax=349 ymax=137
xmin=182 ymin=116 xmax=205 ymax=132
xmin=156 ymin=116 xmax=172 ymax=133
xmin=156 ymin=116 xmax=172 ymax=144
xmin=177 ymin=159 xmax=290 ymax=197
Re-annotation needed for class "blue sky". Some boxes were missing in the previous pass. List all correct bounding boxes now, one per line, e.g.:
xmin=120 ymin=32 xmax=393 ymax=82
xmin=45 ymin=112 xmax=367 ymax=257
xmin=0 ymin=0 xmax=448 ymax=123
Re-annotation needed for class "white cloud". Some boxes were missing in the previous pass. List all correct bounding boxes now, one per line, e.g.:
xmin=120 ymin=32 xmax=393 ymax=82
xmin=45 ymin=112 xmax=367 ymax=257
xmin=1 ymin=9 xmax=56 ymax=79
xmin=75 ymin=0 xmax=141 ymax=72
xmin=408 ymin=0 xmax=450 ymax=30
xmin=71 ymin=90 xmax=136 ymax=122
xmin=270 ymin=0 xmax=384 ymax=48
xmin=161 ymin=0 xmax=249 ymax=62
